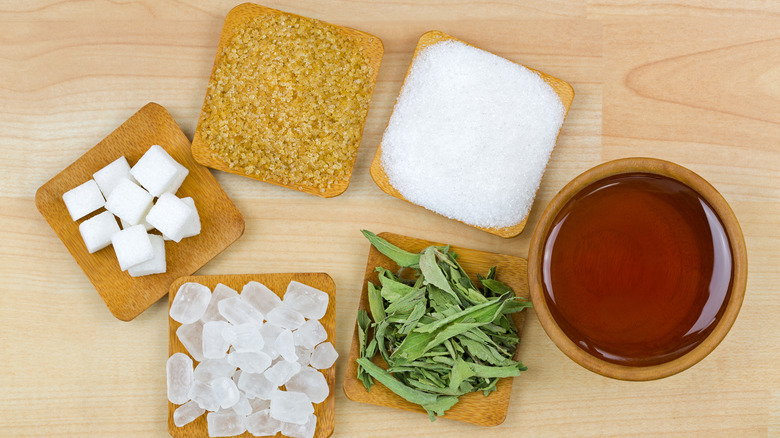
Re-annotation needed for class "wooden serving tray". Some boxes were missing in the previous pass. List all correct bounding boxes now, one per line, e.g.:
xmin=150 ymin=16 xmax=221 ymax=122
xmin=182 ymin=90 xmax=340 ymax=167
xmin=168 ymin=273 xmax=336 ymax=438
xmin=35 ymin=103 xmax=244 ymax=321
xmin=343 ymin=232 xmax=530 ymax=427
xmin=370 ymin=31 xmax=574 ymax=238
xmin=191 ymin=3 xmax=384 ymax=198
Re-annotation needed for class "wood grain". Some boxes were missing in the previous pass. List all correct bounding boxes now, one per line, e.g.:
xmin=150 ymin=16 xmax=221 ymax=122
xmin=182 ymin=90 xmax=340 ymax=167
xmin=35 ymin=103 xmax=245 ymax=321
xmin=190 ymin=3 xmax=384 ymax=198
xmin=2 ymin=1 xmax=779 ymax=437
xmin=168 ymin=273 xmax=336 ymax=438
xmin=369 ymin=30 xmax=574 ymax=238
xmin=343 ymin=232 xmax=530 ymax=426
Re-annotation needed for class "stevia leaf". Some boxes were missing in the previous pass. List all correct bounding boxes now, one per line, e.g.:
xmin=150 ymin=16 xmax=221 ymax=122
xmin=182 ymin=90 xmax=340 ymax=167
xmin=415 ymin=297 xmax=503 ymax=334
xmin=362 ymin=230 xmax=421 ymax=268
xmin=398 ymin=302 xmax=426 ymax=336
xmin=422 ymin=396 xmax=460 ymax=421
xmin=408 ymin=379 xmax=468 ymax=396
xmin=468 ymin=361 xmax=528 ymax=378
xmin=356 ymin=310 xmax=374 ymax=391
xmin=356 ymin=358 xmax=441 ymax=405
xmin=367 ymin=282 xmax=386 ymax=323
xmin=459 ymin=337 xmax=516 ymax=366
xmin=377 ymin=269 xmax=416 ymax=303
xmin=374 ymin=319 xmax=393 ymax=363
xmin=480 ymin=278 xmax=514 ymax=296
xmin=366 ymin=338 xmax=378 ymax=359
xmin=501 ymin=298 xmax=533 ymax=314
xmin=385 ymin=286 xmax=426 ymax=314
xmin=486 ymin=266 xmax=497 ymax=280
xmin=419 ymin=247 xmax=459 ymax=301
xmin=462 ymin=327 xmax=511 ymax=356
xmin=482 ymin=378 xmax=499 ymax=397
xmin=419 ymin=368 xmax=447 ymax=387
xmin=449 ymin=358 xmax=475 ymax=392
xmin=422 ymin=322 xmax=483 ymax=353
xmin=389 ymin=328 xmax=432 ymax=364
xmin=428 ymin=285 xmax=461 ymax=315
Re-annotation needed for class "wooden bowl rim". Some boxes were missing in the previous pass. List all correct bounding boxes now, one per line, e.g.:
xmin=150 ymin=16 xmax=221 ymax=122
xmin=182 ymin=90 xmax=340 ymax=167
xmin=527 ymin=157 xmax=747 ymax=381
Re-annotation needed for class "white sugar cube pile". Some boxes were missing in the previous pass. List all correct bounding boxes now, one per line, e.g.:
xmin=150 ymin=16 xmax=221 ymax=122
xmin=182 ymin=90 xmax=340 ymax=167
xmin=168 ymin=280 xmax=337 ymax=438
xmin=61 ymin=145 xmax=201 ymax=277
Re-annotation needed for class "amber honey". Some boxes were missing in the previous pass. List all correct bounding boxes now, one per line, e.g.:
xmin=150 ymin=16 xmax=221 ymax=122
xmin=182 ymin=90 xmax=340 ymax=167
xmin=541 ymin=173 xmax=733 ymax=367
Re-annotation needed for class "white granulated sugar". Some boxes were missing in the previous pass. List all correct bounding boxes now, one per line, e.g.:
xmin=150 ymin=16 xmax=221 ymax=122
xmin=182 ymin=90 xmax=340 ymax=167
xmin=380 ymin=40 xmax=566 ymax=228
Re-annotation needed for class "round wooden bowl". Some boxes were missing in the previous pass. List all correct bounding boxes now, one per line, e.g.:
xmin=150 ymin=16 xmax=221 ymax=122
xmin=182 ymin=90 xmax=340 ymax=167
xmin=528 ymin=157 xmax=747 ymax=381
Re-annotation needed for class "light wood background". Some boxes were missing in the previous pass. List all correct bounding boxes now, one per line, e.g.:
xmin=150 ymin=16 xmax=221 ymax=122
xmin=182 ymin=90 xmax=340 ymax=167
xmin=1 ymin=1 xmax=777 ymax=437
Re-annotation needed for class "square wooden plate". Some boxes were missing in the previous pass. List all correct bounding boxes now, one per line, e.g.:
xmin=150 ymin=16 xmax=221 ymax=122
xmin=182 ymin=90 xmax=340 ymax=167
xmin=370 ymin=31 xmax=574 ymax=238
xmin=343 ymin=232 xmax=530 ymax=427
xmin=191 ymin=3 xmax=384 ymax=198
xmin=168 ymin=273 xmax=336 ymax=438
xmin=35 ymin=103 xmax=245 ymax=321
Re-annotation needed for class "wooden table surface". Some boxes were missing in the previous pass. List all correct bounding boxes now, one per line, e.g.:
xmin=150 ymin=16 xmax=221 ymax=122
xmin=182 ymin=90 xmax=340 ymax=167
xmin=1 ymin=1 xmax=778 ymax=436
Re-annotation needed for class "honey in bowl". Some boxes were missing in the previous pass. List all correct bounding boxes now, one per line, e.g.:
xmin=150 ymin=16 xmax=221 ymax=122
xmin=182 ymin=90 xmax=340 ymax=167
xmin=541 ymin=172 xmax=733 ymax=367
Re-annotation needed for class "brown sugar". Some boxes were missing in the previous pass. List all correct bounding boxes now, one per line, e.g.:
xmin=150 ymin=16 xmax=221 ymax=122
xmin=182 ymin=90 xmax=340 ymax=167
xmin=200 ymin=14 xmax=374 ymax=191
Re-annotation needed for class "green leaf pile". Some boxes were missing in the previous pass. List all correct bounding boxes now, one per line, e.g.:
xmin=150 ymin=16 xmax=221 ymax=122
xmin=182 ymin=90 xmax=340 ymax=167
xmin=356 ymin=231 xmax=532 ymax=421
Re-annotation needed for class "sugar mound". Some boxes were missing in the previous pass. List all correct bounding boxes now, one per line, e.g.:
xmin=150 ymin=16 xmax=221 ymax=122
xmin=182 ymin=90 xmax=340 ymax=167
xmin=381 ymin=40 xmax=566 ymax=228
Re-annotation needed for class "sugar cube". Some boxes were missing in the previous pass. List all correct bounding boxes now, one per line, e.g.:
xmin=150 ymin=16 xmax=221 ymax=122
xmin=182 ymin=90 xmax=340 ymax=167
xmin=105 ymin=178 xmax=153 ymax=226
xmin=130 ymin=145 xmax=188 ymax=197
xmin=62 ymin=179 xmax=105 ymax=221
xmin=146 ymin=193 xmax=195 ymax=243
xmin=284 ymin=281 xmax=329 ymax=320
xmin=246 ymin=409 xmax=281 ymax=436
xmin=167 ymin=352 xmax=193 ymax=404
xmin=173 ymin=400 xmax=204 ymax=427
xmin=162 ymin=196 xmax=200 ymax=241
xmin=128 ymin=234 xmax=166 ymax=277
xmin=309 ymin=342 xmax=338 ymax=370
xmin=92 ymin=156 xmax=133 ymax=198
xmin=120 ymin=217 xmax=153 ymax=232
xmin=78 ymin=211 xmax=120 ymax=253
xmin=180 ymin=197 xmax=200 ymax=238
xmin=166 ymin=163 xmax=189 ymax=196
xmin=170 ymin=282 xmax=211 ymax=324
xmin=110 ymin=224 xmax=153 ymax=271
xmin=241 ymin=281 xmax=282 ymax=316
xmin=269 ymin=390 xmax=314 ymax=425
